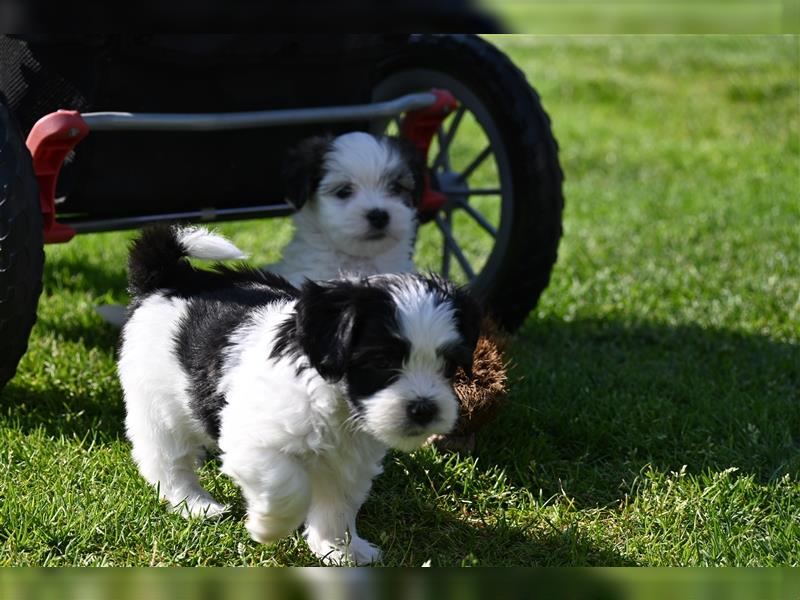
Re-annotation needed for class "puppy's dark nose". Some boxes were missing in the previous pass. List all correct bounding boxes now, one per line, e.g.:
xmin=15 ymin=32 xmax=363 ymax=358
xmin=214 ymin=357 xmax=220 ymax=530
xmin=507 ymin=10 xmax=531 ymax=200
xmin=366 ymin=209 xmax=390 ymax=230
xmin=407 ymin=398 xmax=438 ymax=426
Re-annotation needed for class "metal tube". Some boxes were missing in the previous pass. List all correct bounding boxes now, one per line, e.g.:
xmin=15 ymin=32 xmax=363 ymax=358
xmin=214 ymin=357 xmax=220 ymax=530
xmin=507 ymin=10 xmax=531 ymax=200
xmin=81 ymin=92 xmax=437 ymax=132
xmin=61 ymin=203 xmax=294 ymax=233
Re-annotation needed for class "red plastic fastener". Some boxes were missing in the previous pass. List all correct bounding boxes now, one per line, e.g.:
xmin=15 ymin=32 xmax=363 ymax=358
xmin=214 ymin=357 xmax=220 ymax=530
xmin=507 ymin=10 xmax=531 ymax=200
xmin=25 ymin=110 xmax=89 ymax=243
xmin=400 ymin=89 xmax=458 ymax=222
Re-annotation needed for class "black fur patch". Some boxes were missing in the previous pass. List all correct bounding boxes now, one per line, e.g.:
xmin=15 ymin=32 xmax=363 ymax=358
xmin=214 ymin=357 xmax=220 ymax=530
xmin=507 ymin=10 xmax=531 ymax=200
xmin=345 ymin=322 xmax=410 ymax=406
xmin=173 ymin=275 xmax=299 ymax=439
xmin=385 ymin=136 xmax=426 ymax=207
xmin=449 ymin=285 xmax=482 ymax=354
xmin=415 ymin=274 xmax=482 ymax=353
xmin=282 ymin=135 xmax=333 ymax=210
xmin=411 ymin=274 xmax=482 ymax=378
xmin=126 ymin=225 xmax=305 ymax=438
xmin=127 ymin=224 xmax=190 ymax=297
xmin=271 ymin=278 xmax=410 ymax=413
xmin=127 ymin=224 xmax=299 ymax=301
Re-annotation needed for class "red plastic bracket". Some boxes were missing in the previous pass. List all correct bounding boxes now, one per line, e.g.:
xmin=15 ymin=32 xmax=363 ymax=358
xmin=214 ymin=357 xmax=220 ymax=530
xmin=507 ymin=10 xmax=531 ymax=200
xmin=25 ymin=110 xmax=89 ymax=244
xmin=400 ymin=89 xmax=458 ymax=222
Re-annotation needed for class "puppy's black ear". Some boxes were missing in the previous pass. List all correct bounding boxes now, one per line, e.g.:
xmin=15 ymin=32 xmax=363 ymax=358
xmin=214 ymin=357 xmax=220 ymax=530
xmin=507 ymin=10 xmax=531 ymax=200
xmin=451 ymin=285 xmax=482 ymax=355
xmin=419 ymin=274 xmax=482 ymax=376
xmin=425 ymin=275 xmax=482 ymax=351
xmin=294 ymin=279 xmax=391 ymax=382
xmin=447 ymin=342 xmax=477 ymax=379
xmin=450 ymin=286 xmax=482 ymax=379
xmin=293 ymin=280 xmax=356 ymax=381
xmin=282 ymin=135 xmax=333 ymax=210
xmin=392 ymin=137 xmax=427 ymax=207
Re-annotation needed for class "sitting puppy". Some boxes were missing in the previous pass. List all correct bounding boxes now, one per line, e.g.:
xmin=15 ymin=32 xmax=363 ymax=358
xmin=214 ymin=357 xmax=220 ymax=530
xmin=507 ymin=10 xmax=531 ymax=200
xmin=95 ymin=131 xmax=421 ymax=327
xmin=118 ymin=225 xmax=480 ymax=564
xmin=272 ymin=132 xmax=508 ymax=451
xmin=267 ymin=131 xmax=424 ymax=285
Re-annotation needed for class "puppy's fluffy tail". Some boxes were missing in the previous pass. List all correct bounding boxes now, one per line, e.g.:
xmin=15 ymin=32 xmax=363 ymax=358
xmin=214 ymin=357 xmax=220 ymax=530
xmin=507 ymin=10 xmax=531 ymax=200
xmin=127 ymin=224 xmax=246 ymax=297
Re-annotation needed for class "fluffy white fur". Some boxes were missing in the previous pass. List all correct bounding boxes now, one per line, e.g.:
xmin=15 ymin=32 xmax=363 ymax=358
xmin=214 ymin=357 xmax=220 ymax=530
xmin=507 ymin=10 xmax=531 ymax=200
xmin=119 ymin=227 xmax=472 ymax=565
xmin=178 ymin=226 xmax=248 ymax=260
xmin=214 ymin=302 xmax=389 ymax=563
xmin=268 ymin=132 xmax=418 ymax=285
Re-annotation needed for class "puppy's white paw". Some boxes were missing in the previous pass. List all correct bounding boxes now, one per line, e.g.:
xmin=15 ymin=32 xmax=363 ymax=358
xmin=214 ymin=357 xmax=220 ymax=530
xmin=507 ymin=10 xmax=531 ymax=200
xmin=348 ymin=537 xmax=383 ymax=565
xmin=246 ymin=512 xmax=298 ymax=545
xmin=306 ymin=533 xmax=382 ymax=565
xmin=170 ymin=496 xmax=228 ymax=520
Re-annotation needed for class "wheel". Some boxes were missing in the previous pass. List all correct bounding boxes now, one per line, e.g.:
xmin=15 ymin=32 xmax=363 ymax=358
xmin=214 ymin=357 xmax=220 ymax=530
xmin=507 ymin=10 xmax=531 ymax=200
xmin=372 ymin=34 xmax=564 ymax=332
xmin=0 ymin=100 xmax=44 ymax=391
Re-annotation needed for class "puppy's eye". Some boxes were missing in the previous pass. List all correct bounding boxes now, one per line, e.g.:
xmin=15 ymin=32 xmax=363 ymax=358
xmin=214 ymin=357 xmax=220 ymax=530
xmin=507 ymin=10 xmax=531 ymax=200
xmin=443 ymin=361 xmax=459 ymax=379
xmin=389 ymin=181 xmax=408 ymax=196
xmin=439 ymin=343 xmax=473 ymax=379
xmin=334 ymin=184 xmax=354 ymax=200
xmin=372 ymin=356 xmax=397 ymax=371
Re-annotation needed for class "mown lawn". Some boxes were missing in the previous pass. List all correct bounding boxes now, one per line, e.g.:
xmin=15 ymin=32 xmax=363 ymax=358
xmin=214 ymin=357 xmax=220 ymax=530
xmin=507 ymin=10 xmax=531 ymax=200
xmin=1 ymin=36 xmax=798 ymax=566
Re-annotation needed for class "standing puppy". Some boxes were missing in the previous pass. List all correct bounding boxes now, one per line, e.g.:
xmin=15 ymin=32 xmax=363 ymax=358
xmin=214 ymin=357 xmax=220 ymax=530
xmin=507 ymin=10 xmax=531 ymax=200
xmin=118 ymin=225 xmax=480 ymax=564
xmin=268 ymin=131 xmax=424 ymax=285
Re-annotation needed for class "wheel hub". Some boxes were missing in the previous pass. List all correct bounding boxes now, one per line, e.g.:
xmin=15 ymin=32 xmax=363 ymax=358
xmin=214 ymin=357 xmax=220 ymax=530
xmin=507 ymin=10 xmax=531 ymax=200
xmin=434 ymin=169 xmax=470 ymax=213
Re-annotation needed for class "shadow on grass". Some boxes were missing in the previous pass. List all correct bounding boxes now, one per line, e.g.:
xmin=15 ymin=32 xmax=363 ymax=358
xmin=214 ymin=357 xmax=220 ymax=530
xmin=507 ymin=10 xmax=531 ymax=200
xmin=3 ymin=312 xmax=796 ymax=564
xmin=0 ymin=378 xmax=126 ymax=441
xmin=34 ymin=313 xmax=122 ymax=355
xmin=213 ymin=477 xmax=636 ymax=566
xmin=362 ymin=497 xmax=636 ymax=567
xmin=36 ymin=250 xmax=128 ymax=353
xmin=475 ymin=317 xmax=800 ymax=508
xmin=42 ymin=251 xmax=128 ymax=299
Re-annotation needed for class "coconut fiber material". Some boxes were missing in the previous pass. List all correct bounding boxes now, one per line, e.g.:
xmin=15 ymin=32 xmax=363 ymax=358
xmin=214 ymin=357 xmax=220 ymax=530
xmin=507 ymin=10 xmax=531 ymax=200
xmin=429 ymin=316 xmax=509 ymax=452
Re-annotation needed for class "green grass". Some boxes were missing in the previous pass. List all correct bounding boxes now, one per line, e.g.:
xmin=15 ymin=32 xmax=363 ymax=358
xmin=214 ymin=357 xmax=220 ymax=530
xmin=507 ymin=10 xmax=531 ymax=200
xmin=489 ymin=1 xmax=788 ymax=34
xmin=1 ymin=36 xmax=798 ymax=566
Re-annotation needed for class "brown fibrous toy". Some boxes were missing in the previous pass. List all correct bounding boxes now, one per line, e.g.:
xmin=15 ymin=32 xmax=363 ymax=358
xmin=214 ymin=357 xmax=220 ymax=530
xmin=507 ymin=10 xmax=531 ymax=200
xmin=429 ymin=316 xmax=510 ymax=452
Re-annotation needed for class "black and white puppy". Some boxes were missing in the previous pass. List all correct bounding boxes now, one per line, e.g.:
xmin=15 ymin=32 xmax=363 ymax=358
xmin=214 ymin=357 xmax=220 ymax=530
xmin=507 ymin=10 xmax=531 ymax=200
xmin=118 ymin=225 xmax=480 ymax=564
xmin=267 ymin=131 xmax=425 ymax=285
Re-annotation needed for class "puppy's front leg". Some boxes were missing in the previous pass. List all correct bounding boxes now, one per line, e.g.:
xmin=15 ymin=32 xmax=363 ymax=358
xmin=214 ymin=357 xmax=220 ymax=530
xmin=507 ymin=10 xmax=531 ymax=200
xmin=221 ymin=447 xmax=311 ymax=544
xmin=304 ymin=460 xmax=383 ymax=565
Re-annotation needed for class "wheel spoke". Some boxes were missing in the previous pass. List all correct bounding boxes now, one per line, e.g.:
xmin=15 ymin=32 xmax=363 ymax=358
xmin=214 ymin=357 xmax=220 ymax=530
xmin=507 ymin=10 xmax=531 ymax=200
xmin=441 ymin=212 xmax=452 ymax=278
xmin=431 ymin=105 xmax=465 ymax=172
xmin=455 ymin=145 xmax=492 ymax=183
xmin=435 ymin=215 xmax=476 ymax=281
xmin=439 ymin=188 xmax=502 ymax=196
xmin=434 ymin=127 xmax=451 ymax=171
xmin=455 ymin=199 xmax=497 ymax=238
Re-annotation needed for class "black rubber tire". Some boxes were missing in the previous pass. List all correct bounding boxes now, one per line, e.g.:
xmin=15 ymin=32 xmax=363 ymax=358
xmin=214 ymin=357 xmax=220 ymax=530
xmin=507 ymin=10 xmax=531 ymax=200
xmin=0 ymin=101 xmax=44 ymax=391
xmin=375 ymin=35 xmax=564 ymax=332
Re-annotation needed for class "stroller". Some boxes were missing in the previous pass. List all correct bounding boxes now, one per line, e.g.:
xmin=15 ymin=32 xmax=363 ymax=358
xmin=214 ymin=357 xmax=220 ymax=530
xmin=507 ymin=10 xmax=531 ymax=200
xmin=0 ymin=34 xmax=564 ymax=391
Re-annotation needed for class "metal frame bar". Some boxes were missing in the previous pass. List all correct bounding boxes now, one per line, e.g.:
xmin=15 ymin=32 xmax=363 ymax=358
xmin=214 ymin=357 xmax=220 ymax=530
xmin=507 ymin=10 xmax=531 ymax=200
xmin=60 ymin=203 xmax=295 ymax=234
xmin=32 ymin=91 xmax=443 ymax=240
xmin=82 ymin=92 xmax=438 ymax=132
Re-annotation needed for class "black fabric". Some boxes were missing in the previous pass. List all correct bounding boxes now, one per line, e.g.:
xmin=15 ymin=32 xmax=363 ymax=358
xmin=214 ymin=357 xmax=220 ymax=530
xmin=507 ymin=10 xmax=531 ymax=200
xmin=0 ymin=35 xmax=407 ymax=217
xmin=6 ymin=3 xmax=502 ymax=34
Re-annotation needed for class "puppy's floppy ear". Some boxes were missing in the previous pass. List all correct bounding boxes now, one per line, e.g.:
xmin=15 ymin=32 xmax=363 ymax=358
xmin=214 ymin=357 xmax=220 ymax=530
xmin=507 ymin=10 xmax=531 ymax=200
xmin=447 ymin=341 xmax=477 ymax=379
xmin=282 ymin=135 xmax=333 ymax=210
xmin=391 ymin=137 xmax=427 ymax=207
xmin=294 ymin=279 xmax=391 ymax=382
xmin=449 ymin=286 xmax=482 ymax=378
xmin=451 ymin=286 xmax=482 ymax=352
xmin=426 ymin=274 xmax=482 ymax=351
xmin=293 ymin=279 xmax=356 ymax=381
